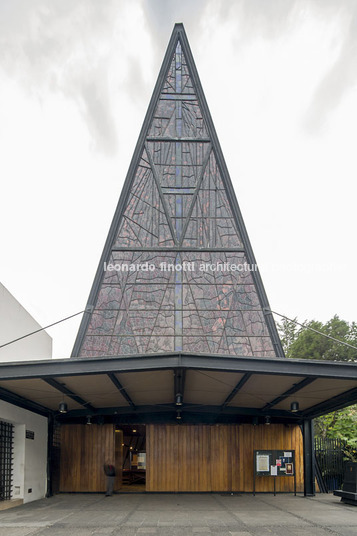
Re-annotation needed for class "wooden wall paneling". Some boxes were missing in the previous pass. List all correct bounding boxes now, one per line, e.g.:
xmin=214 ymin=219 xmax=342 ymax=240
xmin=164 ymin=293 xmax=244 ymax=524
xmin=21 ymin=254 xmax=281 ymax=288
xmin=294 ymin=425 xmax=304 ymax=493
xmin=80 ymin=425 xmax=90 ymax=491
xmin=60 ymin=425 xmax=79 ymax=492
xmin=177 ymin=425 xmax=190 ymax=491
xmin=59 ymin=424 xmax=115 ymax=492
xmin=147 ymin=425 xmax=179 ymax=491
xmin=190 ymin=425 xmax=211 ymax=491
xmin=157 ymin=425 xmax=164 ymax=490
xmin=236 ymin=424 xmax=245 ymax=492
xmin=202 ymin=425 xmax=211 ymax=491
xmin=210 ymin=425 xmax=229 ymax=491
xmin=230 ymin=424 xmax=240 ymax=491
xmin=242 ymin=424 xmax=255 ymax=492
xmin=59 ymin=426 xmax=68 ymax=491
xmin=226 ymin=425 xmax=233 ymax=491
xmin=191 ymin=425 xmax=199 ymax=491
xmin=154 ymin=425 xmax=163 ymax=490
xmin=169 ymin=424 xmax=179 ymax=491
xmin=209 ymin=425 xmax=218 ymax=491
xmin=59 ymin=423 xmax=304 ymax=493
xmin=179 ymin=425 xmax=199 ymax=491
xmin=229 ymin=425 xmax=235 ymax=491
xmin=147 ymin=423 xmax=162 ymax=491
xmin=95 ymin=424 xmax=104 ymax=491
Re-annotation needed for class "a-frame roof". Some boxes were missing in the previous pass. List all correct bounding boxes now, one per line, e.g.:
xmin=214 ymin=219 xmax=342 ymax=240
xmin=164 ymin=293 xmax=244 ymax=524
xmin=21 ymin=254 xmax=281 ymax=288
xmin=72 ymin=23 xmax=284 ymax=359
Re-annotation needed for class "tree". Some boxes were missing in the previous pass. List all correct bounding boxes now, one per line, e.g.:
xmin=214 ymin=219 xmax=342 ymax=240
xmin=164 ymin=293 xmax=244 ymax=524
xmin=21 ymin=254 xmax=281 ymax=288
xmin=276 ymin=317 xmax=300 ymax=358
xmin=278 ymin=315 xmax=357 ymax=362
xmin=278 ymin=315 xmax=357 ymax=460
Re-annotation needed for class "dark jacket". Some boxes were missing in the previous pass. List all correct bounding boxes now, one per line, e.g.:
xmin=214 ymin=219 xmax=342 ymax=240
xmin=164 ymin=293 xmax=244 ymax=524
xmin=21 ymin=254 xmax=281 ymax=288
xmin=104 ymin=464 xmax=116 ymax=477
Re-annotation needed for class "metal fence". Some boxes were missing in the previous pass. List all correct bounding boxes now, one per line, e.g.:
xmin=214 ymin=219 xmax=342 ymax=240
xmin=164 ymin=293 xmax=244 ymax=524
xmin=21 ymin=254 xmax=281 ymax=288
xmin=0 ymin=420 xmax=14 ymax=501
xmin=315 ymin=437 xmax=347 ymax=492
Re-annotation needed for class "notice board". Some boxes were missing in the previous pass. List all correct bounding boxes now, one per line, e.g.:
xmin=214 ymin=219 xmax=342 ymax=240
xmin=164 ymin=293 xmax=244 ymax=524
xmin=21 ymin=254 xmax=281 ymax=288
xmin=253 ymin=450 xmax=296 ymax=495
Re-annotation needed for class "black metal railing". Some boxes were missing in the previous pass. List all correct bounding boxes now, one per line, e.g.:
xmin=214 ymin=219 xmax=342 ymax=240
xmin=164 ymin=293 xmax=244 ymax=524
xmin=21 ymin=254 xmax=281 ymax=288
xmin=0 ymin=420 xmax=14 ymax=501
xmin=315 ymin=437 xmax=347 ymax=492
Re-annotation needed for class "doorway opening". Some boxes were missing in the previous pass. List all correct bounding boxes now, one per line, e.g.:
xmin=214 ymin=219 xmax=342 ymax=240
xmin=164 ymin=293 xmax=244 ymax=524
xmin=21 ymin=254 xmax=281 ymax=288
xmin=116 ymin=424 xmax=146 ymax=493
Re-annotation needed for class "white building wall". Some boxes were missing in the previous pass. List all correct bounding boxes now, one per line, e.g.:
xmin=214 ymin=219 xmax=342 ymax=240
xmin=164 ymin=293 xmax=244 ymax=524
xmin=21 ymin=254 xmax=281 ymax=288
xmin=0 ymin=283 xmax=52 ymax=362
xmin=0 ymin=400 xmax=48 ymax=503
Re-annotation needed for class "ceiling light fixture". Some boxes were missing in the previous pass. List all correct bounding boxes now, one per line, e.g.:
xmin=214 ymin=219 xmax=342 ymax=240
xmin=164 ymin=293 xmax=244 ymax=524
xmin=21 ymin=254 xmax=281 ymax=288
xmin=290 ymin=401 xmax=299 ymax=413
xmin=175 ymin=393 xmax=183 ymax=406
xmin=59 ymin=402 xmax=68 ymax=414
xmin=265 ymin=416 xmax=271 ymax=426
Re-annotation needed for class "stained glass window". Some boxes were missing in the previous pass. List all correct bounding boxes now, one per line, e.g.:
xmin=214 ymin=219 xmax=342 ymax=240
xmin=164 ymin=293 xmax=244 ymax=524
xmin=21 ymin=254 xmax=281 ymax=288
xmin=75 ymin=36 xmax=278 ymax=359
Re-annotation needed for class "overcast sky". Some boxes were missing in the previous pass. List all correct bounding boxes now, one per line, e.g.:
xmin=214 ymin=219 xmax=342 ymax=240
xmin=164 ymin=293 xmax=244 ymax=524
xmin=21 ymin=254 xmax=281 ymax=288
xmin=1 ymin=0 xmax=356 ymax=358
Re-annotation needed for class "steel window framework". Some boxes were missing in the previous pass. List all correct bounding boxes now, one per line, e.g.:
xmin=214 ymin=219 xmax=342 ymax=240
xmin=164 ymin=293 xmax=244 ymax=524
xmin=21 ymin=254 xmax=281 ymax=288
xmin=0 ymin=421 xmax=14 ymax=501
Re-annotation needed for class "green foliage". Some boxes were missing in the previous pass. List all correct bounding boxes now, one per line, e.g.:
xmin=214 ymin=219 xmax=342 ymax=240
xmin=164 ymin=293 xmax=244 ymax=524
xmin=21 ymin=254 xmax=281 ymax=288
xmin=278 ymin=315 xmax=357 ymax=362
xmin=315 ymin=407 xmax=357 ymax=462
xmin=277 ymin=317 xmax=299 ymax=358
xmin=278 ymin=315 xmax=357 ymax=459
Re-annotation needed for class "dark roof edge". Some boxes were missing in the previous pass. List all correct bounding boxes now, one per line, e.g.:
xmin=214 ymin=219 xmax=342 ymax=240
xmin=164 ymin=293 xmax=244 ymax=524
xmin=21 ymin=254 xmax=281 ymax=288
xmin=0 ymin=353 xmax=356 ymax=381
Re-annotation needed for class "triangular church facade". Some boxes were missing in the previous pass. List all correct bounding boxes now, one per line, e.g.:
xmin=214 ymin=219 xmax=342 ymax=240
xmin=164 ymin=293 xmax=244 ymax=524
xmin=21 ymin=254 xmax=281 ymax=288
xmin=72 ymin=24 xmax=284 ymax=359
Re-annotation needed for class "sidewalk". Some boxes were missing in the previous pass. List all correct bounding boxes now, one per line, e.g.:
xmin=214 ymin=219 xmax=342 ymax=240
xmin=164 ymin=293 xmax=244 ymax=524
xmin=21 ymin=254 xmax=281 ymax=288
xmin=0 ymin=492 xmax=355 ymax=536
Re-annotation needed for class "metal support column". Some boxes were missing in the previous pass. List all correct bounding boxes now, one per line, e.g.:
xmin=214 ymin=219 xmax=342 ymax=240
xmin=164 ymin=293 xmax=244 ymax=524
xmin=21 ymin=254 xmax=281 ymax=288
xmin=46 ymin=415 xmax=54 ymax=498
xmin=303 ymin=419 xmax=315 ymax=496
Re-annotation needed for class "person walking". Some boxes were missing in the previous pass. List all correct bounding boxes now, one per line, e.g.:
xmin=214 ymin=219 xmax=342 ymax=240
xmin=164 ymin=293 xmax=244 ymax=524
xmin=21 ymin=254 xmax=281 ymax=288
xmin=103 ymin=460 xmax=116 ymax=496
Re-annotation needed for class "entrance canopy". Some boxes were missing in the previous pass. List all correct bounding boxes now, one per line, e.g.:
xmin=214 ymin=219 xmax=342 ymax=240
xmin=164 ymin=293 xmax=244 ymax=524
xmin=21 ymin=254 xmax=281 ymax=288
xmin=0 ymin=354 xmax=356 ymax=424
